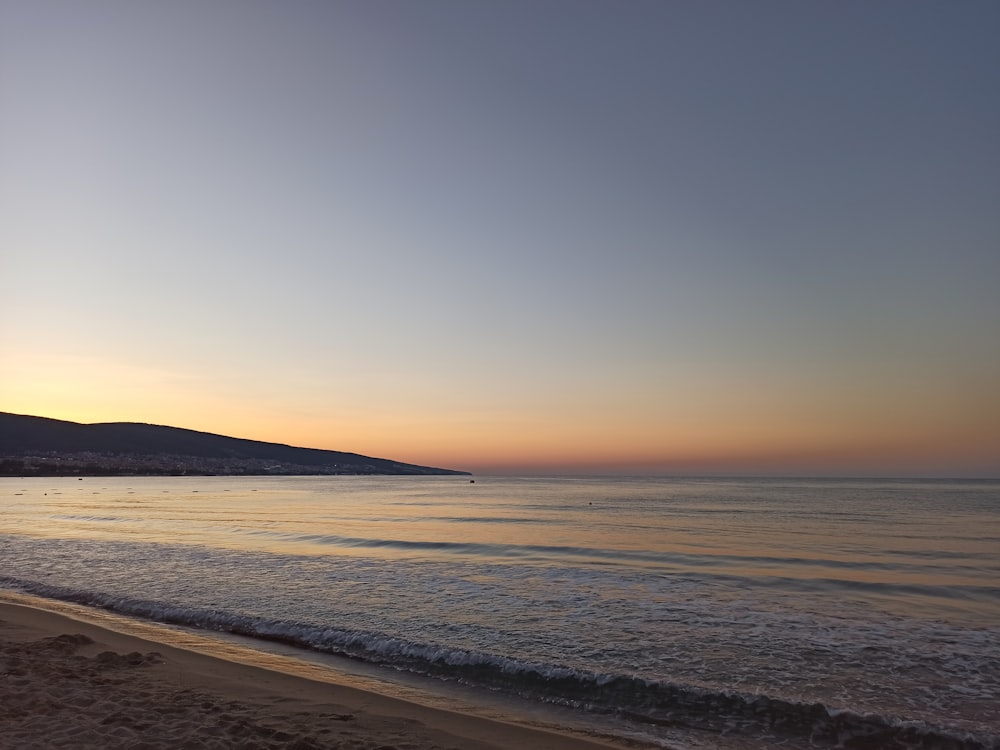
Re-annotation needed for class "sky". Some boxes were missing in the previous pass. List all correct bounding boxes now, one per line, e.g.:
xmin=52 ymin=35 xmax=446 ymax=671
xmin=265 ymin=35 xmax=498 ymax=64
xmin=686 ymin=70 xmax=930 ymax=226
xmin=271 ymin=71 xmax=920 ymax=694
xmin=2 ymin=1 xmax=998 ymax=476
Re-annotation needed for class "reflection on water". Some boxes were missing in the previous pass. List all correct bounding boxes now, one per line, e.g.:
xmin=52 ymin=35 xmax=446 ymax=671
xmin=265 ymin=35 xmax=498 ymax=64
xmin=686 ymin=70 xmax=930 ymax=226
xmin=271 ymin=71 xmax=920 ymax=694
xmin=1 ymin=475 xmax=999 ymax=746
xmin=6 ymin=476 xmax=997 ymax=619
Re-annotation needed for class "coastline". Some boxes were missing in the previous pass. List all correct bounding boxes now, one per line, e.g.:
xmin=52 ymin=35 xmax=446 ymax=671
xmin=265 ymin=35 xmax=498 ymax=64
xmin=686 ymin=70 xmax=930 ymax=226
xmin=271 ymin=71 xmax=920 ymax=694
xmin=5 ymin=476 xmax=996 ymax=750
xmin=0 ymin=594 xmax=625 ymax=750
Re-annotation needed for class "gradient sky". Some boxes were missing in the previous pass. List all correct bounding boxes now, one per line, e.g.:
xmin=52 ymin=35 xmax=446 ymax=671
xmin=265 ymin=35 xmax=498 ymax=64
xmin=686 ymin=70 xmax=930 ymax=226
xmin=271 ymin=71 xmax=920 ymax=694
xmin=2 ymin=1 xmax=998 ymax=476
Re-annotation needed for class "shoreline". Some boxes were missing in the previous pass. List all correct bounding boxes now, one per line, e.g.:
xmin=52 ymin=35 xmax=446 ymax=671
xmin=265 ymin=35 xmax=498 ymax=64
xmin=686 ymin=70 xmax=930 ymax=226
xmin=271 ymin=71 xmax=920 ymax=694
xmin=0 ymin=593 xmax=629 ymax=749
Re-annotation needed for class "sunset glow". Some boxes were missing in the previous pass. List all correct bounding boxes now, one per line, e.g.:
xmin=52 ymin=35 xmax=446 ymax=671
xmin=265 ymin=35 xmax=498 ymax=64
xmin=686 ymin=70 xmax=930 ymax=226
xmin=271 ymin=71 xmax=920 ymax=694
xmin=2 ymin=2 xmax=998 ymax=476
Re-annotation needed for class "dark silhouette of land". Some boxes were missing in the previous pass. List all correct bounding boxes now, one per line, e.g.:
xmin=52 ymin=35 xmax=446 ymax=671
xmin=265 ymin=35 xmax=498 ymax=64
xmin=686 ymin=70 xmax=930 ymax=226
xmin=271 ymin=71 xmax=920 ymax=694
xmin=0 ymin=412 xmax=468 ymax=476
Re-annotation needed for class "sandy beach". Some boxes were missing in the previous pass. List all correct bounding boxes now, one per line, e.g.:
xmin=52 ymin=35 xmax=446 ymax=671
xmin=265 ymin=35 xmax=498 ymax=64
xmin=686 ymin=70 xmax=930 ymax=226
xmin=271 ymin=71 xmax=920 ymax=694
xmin=0 ymin=599 xmax=624 ymax=750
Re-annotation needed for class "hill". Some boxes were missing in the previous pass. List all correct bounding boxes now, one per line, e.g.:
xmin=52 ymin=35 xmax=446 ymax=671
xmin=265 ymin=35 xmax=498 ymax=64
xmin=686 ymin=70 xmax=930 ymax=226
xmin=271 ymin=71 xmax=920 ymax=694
xmin=0 ymin=412 xmax=468 ymax=476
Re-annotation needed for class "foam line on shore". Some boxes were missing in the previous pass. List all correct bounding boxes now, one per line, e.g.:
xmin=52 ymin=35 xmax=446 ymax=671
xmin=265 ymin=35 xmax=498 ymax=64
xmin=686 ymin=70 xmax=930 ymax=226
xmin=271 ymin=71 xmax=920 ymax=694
xmin=0 ymin=592 xmax=624 ymax=750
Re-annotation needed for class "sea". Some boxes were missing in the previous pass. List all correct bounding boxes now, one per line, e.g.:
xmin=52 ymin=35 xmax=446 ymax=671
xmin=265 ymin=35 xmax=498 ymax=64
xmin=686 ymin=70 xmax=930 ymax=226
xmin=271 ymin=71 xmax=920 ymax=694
xmin=1 ymin=475 xmax=997 ymax=749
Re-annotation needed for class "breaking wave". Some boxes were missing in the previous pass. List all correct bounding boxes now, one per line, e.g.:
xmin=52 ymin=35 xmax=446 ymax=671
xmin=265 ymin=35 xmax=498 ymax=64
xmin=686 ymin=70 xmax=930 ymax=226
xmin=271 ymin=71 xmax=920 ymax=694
xmin=3 ymin=576 xmax=996 ymax=750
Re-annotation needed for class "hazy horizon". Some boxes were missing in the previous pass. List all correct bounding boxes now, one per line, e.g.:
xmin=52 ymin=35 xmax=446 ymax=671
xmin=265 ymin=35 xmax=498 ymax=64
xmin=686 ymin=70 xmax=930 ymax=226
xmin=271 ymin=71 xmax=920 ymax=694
xmin=6 ymin=409 xmax=997 ymax=480
xmin=3 ymin=2 xmax=998 ymax=477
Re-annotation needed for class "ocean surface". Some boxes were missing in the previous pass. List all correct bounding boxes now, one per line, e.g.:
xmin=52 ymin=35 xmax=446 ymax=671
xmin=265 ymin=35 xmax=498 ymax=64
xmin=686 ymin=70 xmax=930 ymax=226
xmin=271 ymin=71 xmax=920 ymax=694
xmin=1 ymin=475 xmax=998 ymax=748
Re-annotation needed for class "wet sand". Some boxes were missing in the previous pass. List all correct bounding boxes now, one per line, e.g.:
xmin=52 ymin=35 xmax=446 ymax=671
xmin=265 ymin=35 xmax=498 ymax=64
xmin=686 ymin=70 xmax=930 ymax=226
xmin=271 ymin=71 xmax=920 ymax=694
xmin=0 ymin=600 xmax=624 ymax=749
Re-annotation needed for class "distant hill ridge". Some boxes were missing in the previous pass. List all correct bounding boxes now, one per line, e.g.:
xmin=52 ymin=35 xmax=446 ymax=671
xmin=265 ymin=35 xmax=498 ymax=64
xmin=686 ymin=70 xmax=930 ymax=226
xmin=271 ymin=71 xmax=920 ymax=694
xmin=0 ymin=412 xmax=468 ymax=476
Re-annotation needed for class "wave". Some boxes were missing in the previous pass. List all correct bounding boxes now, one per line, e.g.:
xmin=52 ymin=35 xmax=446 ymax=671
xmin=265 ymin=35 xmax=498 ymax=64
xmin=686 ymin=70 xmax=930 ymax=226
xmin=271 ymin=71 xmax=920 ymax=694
xmin=2 ymin=575 xmax=996 ymax=749
xmin=238 ymin=528 xmax=996 ymax=571
xmin=51 ymin=514 xmax=135 ymax=523
xmin=229 ymin=530 xmax=1000 ymax=602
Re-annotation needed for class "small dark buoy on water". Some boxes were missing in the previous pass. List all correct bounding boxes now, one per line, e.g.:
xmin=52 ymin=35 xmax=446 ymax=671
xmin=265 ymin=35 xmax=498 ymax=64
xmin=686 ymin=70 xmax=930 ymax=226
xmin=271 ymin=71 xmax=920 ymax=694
xmin=470 ymin=479 xmax=475 ymax=483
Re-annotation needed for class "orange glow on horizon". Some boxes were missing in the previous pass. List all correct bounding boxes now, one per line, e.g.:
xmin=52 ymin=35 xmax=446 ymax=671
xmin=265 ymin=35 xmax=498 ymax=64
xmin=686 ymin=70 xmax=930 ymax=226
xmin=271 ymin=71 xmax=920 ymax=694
xmin=4 ymin=351 xmax=998 ymax=478
xmin=5 ymin=401 xmax=998 ymax=478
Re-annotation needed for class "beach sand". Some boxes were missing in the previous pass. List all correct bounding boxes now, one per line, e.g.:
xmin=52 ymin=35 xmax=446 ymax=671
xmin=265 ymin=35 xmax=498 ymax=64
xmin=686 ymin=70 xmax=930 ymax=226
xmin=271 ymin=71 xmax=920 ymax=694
xmin=0 ymin=600 xmax=625 ymax=750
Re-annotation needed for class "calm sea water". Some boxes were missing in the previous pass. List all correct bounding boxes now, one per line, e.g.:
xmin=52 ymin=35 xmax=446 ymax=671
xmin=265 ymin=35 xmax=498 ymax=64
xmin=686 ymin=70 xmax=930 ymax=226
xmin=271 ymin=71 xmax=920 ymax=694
xmin=1 ymin=475 xmax=998 ymax=748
